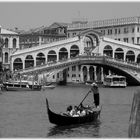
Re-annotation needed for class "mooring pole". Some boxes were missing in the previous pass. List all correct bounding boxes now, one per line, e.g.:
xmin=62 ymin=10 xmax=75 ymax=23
xmin=129 ymin=90 xmax=140 ymax=137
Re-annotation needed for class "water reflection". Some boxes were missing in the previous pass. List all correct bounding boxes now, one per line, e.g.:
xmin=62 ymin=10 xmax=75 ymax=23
xmin=47 ymin=120 xmax=101 ymax=138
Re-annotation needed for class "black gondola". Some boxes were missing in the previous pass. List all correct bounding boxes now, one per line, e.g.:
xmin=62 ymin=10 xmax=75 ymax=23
xmin=46 ymin=98 xmax=101 ymax=126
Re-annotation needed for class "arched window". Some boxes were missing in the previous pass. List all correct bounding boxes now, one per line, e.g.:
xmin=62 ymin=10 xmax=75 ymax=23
xmin=5 ymin=38 xmax=8 ymax=48
xmin=25 ymin=55 xmax=34 ymax=68
xmin=126 ymin=50 xmax=135 ymax=62
xmin=103 ymin=45 xmax=113 ymax=57
xmin=137 ymin=54 xmax=140 ymax=63
xmin=70 ymin=45 xmax=79 ymax=58
xmin=47 ymin=50 xmax=57 ymax=62
xmin=114 ymin=48 xmax=124 ymax=60
xmin=59 ymin=47 xmax=68 ymax=61
xmin=36 ymin=52 xmax=46 ymax=66
xmin=13 ymin=38 xmax=16 ymax=48
xmin=13 ymin=58 xmax=23 ymax=70
xmin=5 ymin=52 xmax=8 ymax=63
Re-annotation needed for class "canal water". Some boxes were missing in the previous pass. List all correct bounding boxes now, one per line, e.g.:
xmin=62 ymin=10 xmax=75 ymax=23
xmin=0 ymin=84 xmax=139 ymax=138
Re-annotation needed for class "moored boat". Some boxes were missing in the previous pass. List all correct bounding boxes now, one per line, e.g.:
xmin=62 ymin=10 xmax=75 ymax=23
xmin=2 ymin=80 xmax=42 ymax=91
xmin=46 ymin=98 xmax=101 ymax=126
xmin=103 ymin=75 xmax=127 ymax=88
xmin=42 ymin=83 xmax=55 ymax=90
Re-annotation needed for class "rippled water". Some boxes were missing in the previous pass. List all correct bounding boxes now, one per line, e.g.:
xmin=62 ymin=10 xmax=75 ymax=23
xmin=0 ymin=84 xmax=139 ymax=138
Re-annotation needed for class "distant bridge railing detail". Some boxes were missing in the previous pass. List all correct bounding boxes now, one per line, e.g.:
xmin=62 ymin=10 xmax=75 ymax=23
xmin=16 ymin=55 xmax=140 ymax=75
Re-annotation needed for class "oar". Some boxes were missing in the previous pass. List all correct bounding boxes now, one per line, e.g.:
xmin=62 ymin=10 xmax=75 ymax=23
xmin=78 ymin=90 xmax=91 ymax=108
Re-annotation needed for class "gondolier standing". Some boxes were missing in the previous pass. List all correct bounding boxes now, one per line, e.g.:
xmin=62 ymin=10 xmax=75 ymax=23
xmin=90 ymin=82 xmax=100 ymax=108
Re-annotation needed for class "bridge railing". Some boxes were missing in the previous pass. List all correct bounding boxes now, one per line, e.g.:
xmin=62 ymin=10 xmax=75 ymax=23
xmin=16 ymin=55 xmax=140 ymax=74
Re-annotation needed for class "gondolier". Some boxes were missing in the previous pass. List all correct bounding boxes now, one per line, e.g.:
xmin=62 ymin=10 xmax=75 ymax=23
xmin=90 ymin=82 xmax=100 ymax=108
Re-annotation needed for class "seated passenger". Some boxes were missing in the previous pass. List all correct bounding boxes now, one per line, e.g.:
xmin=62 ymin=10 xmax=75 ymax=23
xmin=70 ymin=106 xmax=80 ymax=117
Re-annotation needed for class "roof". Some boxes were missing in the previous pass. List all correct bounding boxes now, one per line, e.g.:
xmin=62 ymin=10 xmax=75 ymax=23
xmin=1 ymin=28 xmax=18 ymax=35
xmin=21 ymin=26 xmax=46 ymax=35
xmin=68 ymin=16 xmax=140 ymax=30
xmin=48 ymin=22 xmax=69 ymax=29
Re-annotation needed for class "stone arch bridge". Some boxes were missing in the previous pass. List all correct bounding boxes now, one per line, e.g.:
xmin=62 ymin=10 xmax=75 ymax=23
xmin=10 ymin=29 xmax=140 ymax=85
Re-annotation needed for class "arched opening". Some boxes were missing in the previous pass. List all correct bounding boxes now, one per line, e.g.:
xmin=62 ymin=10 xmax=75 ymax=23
xmin=84 ymin=36 xmax=93 ymax=48
xmin=47 ymin=50 xmax=57 ymax=62
xmin=5 ymin=52 xmax=8 ymax=63
xmin=13 ymin=38 xmax=16 ymax=48
xmin=70 ymin=45 xmax=79 ymax=58
xmin=114 ymin=48 xmax=124 ymax=60
xmin=59 ymin=47 xmax=68 ymax=61
xmin=25 ymin=55 xmax=34 ymax=68
xmin=36 ymin=52 xmax=46 ymax=66
xmin=13 ymin=58 xmax=23 ymax=70
xmin=89 ymin=66 xmax=95 ymax=81
xmin=126 ymin=50 xmax=135 ymax=62
xmin=5 ymin=38 xmax=8 ymax=48
xmin=83 ymin=66 xmax=87 ymax=82
xmin=137 ymin=54 xmax=140 ymax=63
xmin=103 ymin=45 xmax=113 ymax=57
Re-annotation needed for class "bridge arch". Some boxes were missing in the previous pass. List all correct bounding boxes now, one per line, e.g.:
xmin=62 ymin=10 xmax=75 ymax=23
xmin=70 ymin=45 xmax=79 ymax=58
xmin=114 ymin=48 xmax=124 ymax=60
xmin=126 ymin=50 xmax=135 ymax=62
xmin=36 ymin=52 xmax=46 ymax=66
xmin=103 ymin=45 xmax=113 ymax=57
xmin=89 ymin=66 xmax=95 ymax=81
xmin=25 ymin=55 xmax=34 ymax=69
xmin=80 ymin=29 xmax=101 ymax=47
xmin=47 ymin=50 xmax=57 ymax=62
xmin=13 ymin=58 xmax=23 ymax=71
xmin=59 ymin=47 xmax=68 ymax=61
xmin=82 ymin=66 xmax=88 ymax=82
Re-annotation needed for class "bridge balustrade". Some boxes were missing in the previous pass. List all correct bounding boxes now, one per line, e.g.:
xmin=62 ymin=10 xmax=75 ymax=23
xmin=16 ymin=55 xmax=140 ymax=75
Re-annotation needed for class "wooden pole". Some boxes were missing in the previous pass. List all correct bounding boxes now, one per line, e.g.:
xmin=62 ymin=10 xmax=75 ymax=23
xmin=128 ymin=90 xmax=140 ymax=137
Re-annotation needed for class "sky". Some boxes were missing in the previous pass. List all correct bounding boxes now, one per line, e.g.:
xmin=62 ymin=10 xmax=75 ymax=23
xmin=1 ymin=1 xmax=140 ymax=30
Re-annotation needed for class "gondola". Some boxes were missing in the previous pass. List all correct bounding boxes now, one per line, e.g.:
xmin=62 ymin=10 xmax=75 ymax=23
xmin=46 ymin=98 xmax=101 ymax=126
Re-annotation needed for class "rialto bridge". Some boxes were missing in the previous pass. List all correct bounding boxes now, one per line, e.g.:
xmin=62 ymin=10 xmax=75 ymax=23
xmin=10 ymin=29 xmax=140 ymax=85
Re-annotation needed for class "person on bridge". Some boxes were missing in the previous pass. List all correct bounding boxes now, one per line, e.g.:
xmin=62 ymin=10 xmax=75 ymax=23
xmin=90 ymin=82 xmax=100 ymax=108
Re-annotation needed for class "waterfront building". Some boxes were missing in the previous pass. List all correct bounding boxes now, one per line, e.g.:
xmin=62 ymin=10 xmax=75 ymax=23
xmin=19 ymin=22 xmax=68 ymax=49
xmin=0 ymin=26 xmax=19 ymax=70
xmin=67 ymin=16 xmax=140 ymax=46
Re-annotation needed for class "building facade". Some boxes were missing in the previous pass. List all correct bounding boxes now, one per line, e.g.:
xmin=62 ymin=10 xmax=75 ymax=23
xmin=19 ymin=22 xmax=68 ymax=49
xmin=67 ymin=16 xmax=140 ymax=46
xmin=1 ymin=27 xmax=19 ymax=70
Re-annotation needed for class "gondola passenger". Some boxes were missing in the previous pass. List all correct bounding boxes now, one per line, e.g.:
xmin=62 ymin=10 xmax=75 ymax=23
xmin=70 ymin=106 xmax=80 ymax=117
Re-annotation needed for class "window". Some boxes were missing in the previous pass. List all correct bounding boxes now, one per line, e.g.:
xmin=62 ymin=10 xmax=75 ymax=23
xmin=72 ymin=74 xmax=76 ymax=77
xmin=132 ymin=27 xmax=135 ymax=33
xmin=138 ymin=27 xmax=139 ymax=32
xmin=124 ymin=27 xmax=129 ymax=33
xmin=57 ymin=73 xmax=59 ymax=78
xmin=53 ymin=75 xmax=55 ymax=79
xmin=132 ymin=37 xmax=134 ymax=44
xmin=123 ymin=38 xmax=129 ymax=43
xmin=115 ymin=29 xmax=117 ymax=34
xmin=5 ymin=38 xmax=8 ymax=48
xmin=72 ymin=66 xmax=76 ymax=71
xmin=118 ymin=29 xmax=121 ymax=34
xmin=5 ymin=52 xmax=8 ymax=63
xmin=73 ymin=32 xmax=76 ymax=36
xmin=13 ymin=38 xmax=16 ymax=48
xmin=137 ymin=37 xmax=140 ymax=44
